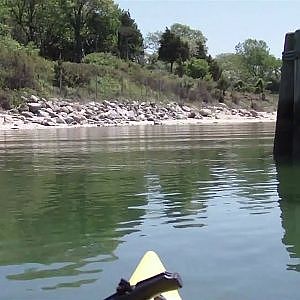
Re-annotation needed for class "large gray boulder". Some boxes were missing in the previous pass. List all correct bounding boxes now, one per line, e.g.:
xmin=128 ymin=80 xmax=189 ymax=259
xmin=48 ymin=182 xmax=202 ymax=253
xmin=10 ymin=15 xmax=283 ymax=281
xmin=28 ymin=102 xmax=42 ymax=113
xmin=199 ymin=108 xmax=212 ymax=117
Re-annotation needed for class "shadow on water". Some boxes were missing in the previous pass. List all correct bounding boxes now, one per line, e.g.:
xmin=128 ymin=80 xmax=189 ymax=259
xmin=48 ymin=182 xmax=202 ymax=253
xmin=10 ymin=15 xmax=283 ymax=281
xmin=276 ymin=162 xmax=300 ymax=272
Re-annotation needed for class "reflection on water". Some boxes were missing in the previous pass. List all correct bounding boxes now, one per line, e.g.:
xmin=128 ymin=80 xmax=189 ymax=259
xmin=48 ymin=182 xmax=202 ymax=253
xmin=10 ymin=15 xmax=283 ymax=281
xmin=0 ymin=123 xmax=299 ymax=300
xmin=276 ymin=162 xmax=300 ymax=272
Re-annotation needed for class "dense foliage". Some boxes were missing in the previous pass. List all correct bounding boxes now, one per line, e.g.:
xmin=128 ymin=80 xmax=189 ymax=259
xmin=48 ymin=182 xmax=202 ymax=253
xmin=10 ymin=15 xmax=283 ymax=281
xmin=1 ymin=0 xmax=143 ymax=62
xmin=216 ymin=39 xmax=281 ymax=93
xmin=158 ymin=28 xmax=189 ymax=73
xmin=0 ymin=0 xmax=281 ymax=107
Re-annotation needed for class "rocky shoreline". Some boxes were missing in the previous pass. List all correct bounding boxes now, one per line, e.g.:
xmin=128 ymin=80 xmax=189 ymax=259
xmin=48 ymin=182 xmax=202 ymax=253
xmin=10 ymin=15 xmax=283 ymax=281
xmin=0 ymin=95 xmax=276 ymax=130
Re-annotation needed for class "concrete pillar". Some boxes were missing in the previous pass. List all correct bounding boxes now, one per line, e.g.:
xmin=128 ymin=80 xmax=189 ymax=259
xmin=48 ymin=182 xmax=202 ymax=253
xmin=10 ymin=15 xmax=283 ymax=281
xmin=293 ymin=30 xmax=300 ymax=158
xmin=274 ymin=32 xmax=295 ymax=162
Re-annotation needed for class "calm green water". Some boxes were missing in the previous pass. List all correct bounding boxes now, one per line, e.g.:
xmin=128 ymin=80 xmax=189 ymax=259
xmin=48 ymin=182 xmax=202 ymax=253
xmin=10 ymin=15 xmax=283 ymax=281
xmin=0 ymin=123 xmax=299 ymax=300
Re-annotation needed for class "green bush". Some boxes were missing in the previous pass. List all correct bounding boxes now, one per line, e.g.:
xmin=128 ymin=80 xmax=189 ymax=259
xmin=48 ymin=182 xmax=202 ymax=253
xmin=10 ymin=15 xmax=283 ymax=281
xmin=83 ymin=52 xmax=127 ymax=70
xmin=0 ymin=36 xmax=53 ymax=91
xmin=54 ymin=62 xmax=100 ymax=88
xmin=186 ymin=58 xmax=209 ymax=79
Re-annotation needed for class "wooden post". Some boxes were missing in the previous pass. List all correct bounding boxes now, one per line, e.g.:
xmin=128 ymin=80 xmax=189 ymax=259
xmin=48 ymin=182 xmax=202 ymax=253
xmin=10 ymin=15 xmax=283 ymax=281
xmin=59 ymin=52 xmax=63 ymax=96
xmin=95 ymin=76 xmax=98 ymax=100
xmin=274 ymin=32 xmax=295 ymax=162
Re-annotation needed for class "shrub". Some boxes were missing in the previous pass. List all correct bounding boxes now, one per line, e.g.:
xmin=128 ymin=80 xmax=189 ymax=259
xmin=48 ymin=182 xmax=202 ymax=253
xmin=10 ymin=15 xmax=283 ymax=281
xmin=54 ymin=62 xmax=100 ymax=88
xmin=186 ymin=58 xmax=209 ymax=79
xmin=0 ymin=91 xmax=11 ymax=110
xmin=217 ymin=75 xmax=230 ymax=95
xmin=0 ymin=36 xmax=53 ymax=91
xmin=83 ymin=52 xmax=127 ymax=70
xmin=255 ymin=78 xmax=264 ymax=94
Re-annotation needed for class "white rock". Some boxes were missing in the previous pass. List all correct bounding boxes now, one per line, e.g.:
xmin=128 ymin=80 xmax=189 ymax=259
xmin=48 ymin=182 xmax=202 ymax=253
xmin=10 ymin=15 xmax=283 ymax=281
xmin=28 ymin=102 xmax=42 ymax=113
xmin=199 ymin=108 xmax=212 ymax=117
xmin=30 ymin=95 xmax=40 ymax=102
xmin=38 ymin=110 xmax=50 ymax=118
xmin=55 ymin=115 xmax=67 ymax=124
xmin=182 ymin=105 xmax=191 ymax=112
xmin=22 ymin=111 xmax=34 ymax=118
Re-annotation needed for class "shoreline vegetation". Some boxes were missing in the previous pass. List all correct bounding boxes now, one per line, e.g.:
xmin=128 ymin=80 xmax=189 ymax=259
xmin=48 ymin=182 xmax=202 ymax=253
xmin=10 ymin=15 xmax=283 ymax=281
xmin=0 ymin=1 xmax=281 ymax=131
xmin=0 ymin=94 xmax=276 ymax=130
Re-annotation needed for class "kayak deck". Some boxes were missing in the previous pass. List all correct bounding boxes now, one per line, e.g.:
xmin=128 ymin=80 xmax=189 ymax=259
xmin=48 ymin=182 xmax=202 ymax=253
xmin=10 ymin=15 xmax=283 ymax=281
xmin=129 ymin=251 xmax=182 ymax=300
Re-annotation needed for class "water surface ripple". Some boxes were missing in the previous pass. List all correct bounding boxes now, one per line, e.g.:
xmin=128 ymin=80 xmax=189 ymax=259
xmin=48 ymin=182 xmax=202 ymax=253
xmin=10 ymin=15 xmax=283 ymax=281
xmin=0 ymin=123 xmax=299 ymax=300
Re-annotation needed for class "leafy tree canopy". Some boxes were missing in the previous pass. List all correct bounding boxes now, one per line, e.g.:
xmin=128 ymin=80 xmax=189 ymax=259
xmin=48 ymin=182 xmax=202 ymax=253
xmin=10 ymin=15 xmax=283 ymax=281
xmin=158 ymin=27 xmax=189 ymax=73
xmin=216 ymin=53 xmax=248 ymax=82
xmin=145 ymin=23 xmax=207 ymax=57
xmin=186 ymin=58 xmax=209 ymax=79
xmin=170 ymin=23 xmax=207 ymax=57
xmin=3 ymin=0 xmax=121 ymax=61
xmin=117 ymin=10 xmax=143 ymax=61
xmin=235 ymin=38 xmax=281 ymax=81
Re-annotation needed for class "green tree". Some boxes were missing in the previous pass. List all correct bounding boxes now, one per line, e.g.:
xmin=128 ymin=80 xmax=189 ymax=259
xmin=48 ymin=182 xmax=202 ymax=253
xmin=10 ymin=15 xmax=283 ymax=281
xmin=235 ymin=38 xmax=278 ymax=80
xmin=186 ymin=58 xmax=209 ymax=79
xmin=117 ymin=10 xmax=143 ymax=61
xmin=208 ymin=59 xmax=222 ymax=81
xmin=85 ymin=1 xmax=120 ymax=54
xmin=5 ymin=0 xmax=45 ymax=44
xmin=216 ymin=53 xmax=249 ymax=82
xmin=146 ymin=23 xmax=207 ymax=58
xmin=3 ymin=0 xmax=120 ymax=61
xmin=170 ymin=23 xmax=207 ymax=57
xmin=195 ymin=39 xmax=207 ymax=59
xmin=60 ymin=0 xmax=120 ymax=62
xmin=4 ymin=0 xmax=70 ymax=59
xmin=0 ymin=0 xmax=9 ymax=36
xmin=217 ymin=75 xmax=230 ymax=96
xmin=158 ymin=27 xmax=189 ymax=73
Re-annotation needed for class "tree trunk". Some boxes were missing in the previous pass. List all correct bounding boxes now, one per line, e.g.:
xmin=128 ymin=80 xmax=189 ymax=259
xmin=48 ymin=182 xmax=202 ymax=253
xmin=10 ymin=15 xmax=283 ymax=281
xmin=73 ymin=5 xmax=84 ymax=63
xmin=170 ymin=61 xmax=173 ymax=73
xmin=74 ymin=26 xmax=83 ymax=62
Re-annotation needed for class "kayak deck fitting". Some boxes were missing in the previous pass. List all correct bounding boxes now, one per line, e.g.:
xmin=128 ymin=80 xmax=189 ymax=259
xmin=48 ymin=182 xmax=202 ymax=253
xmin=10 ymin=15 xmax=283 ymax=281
xmin=105 ymin=251 xmax=183 ymax=300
